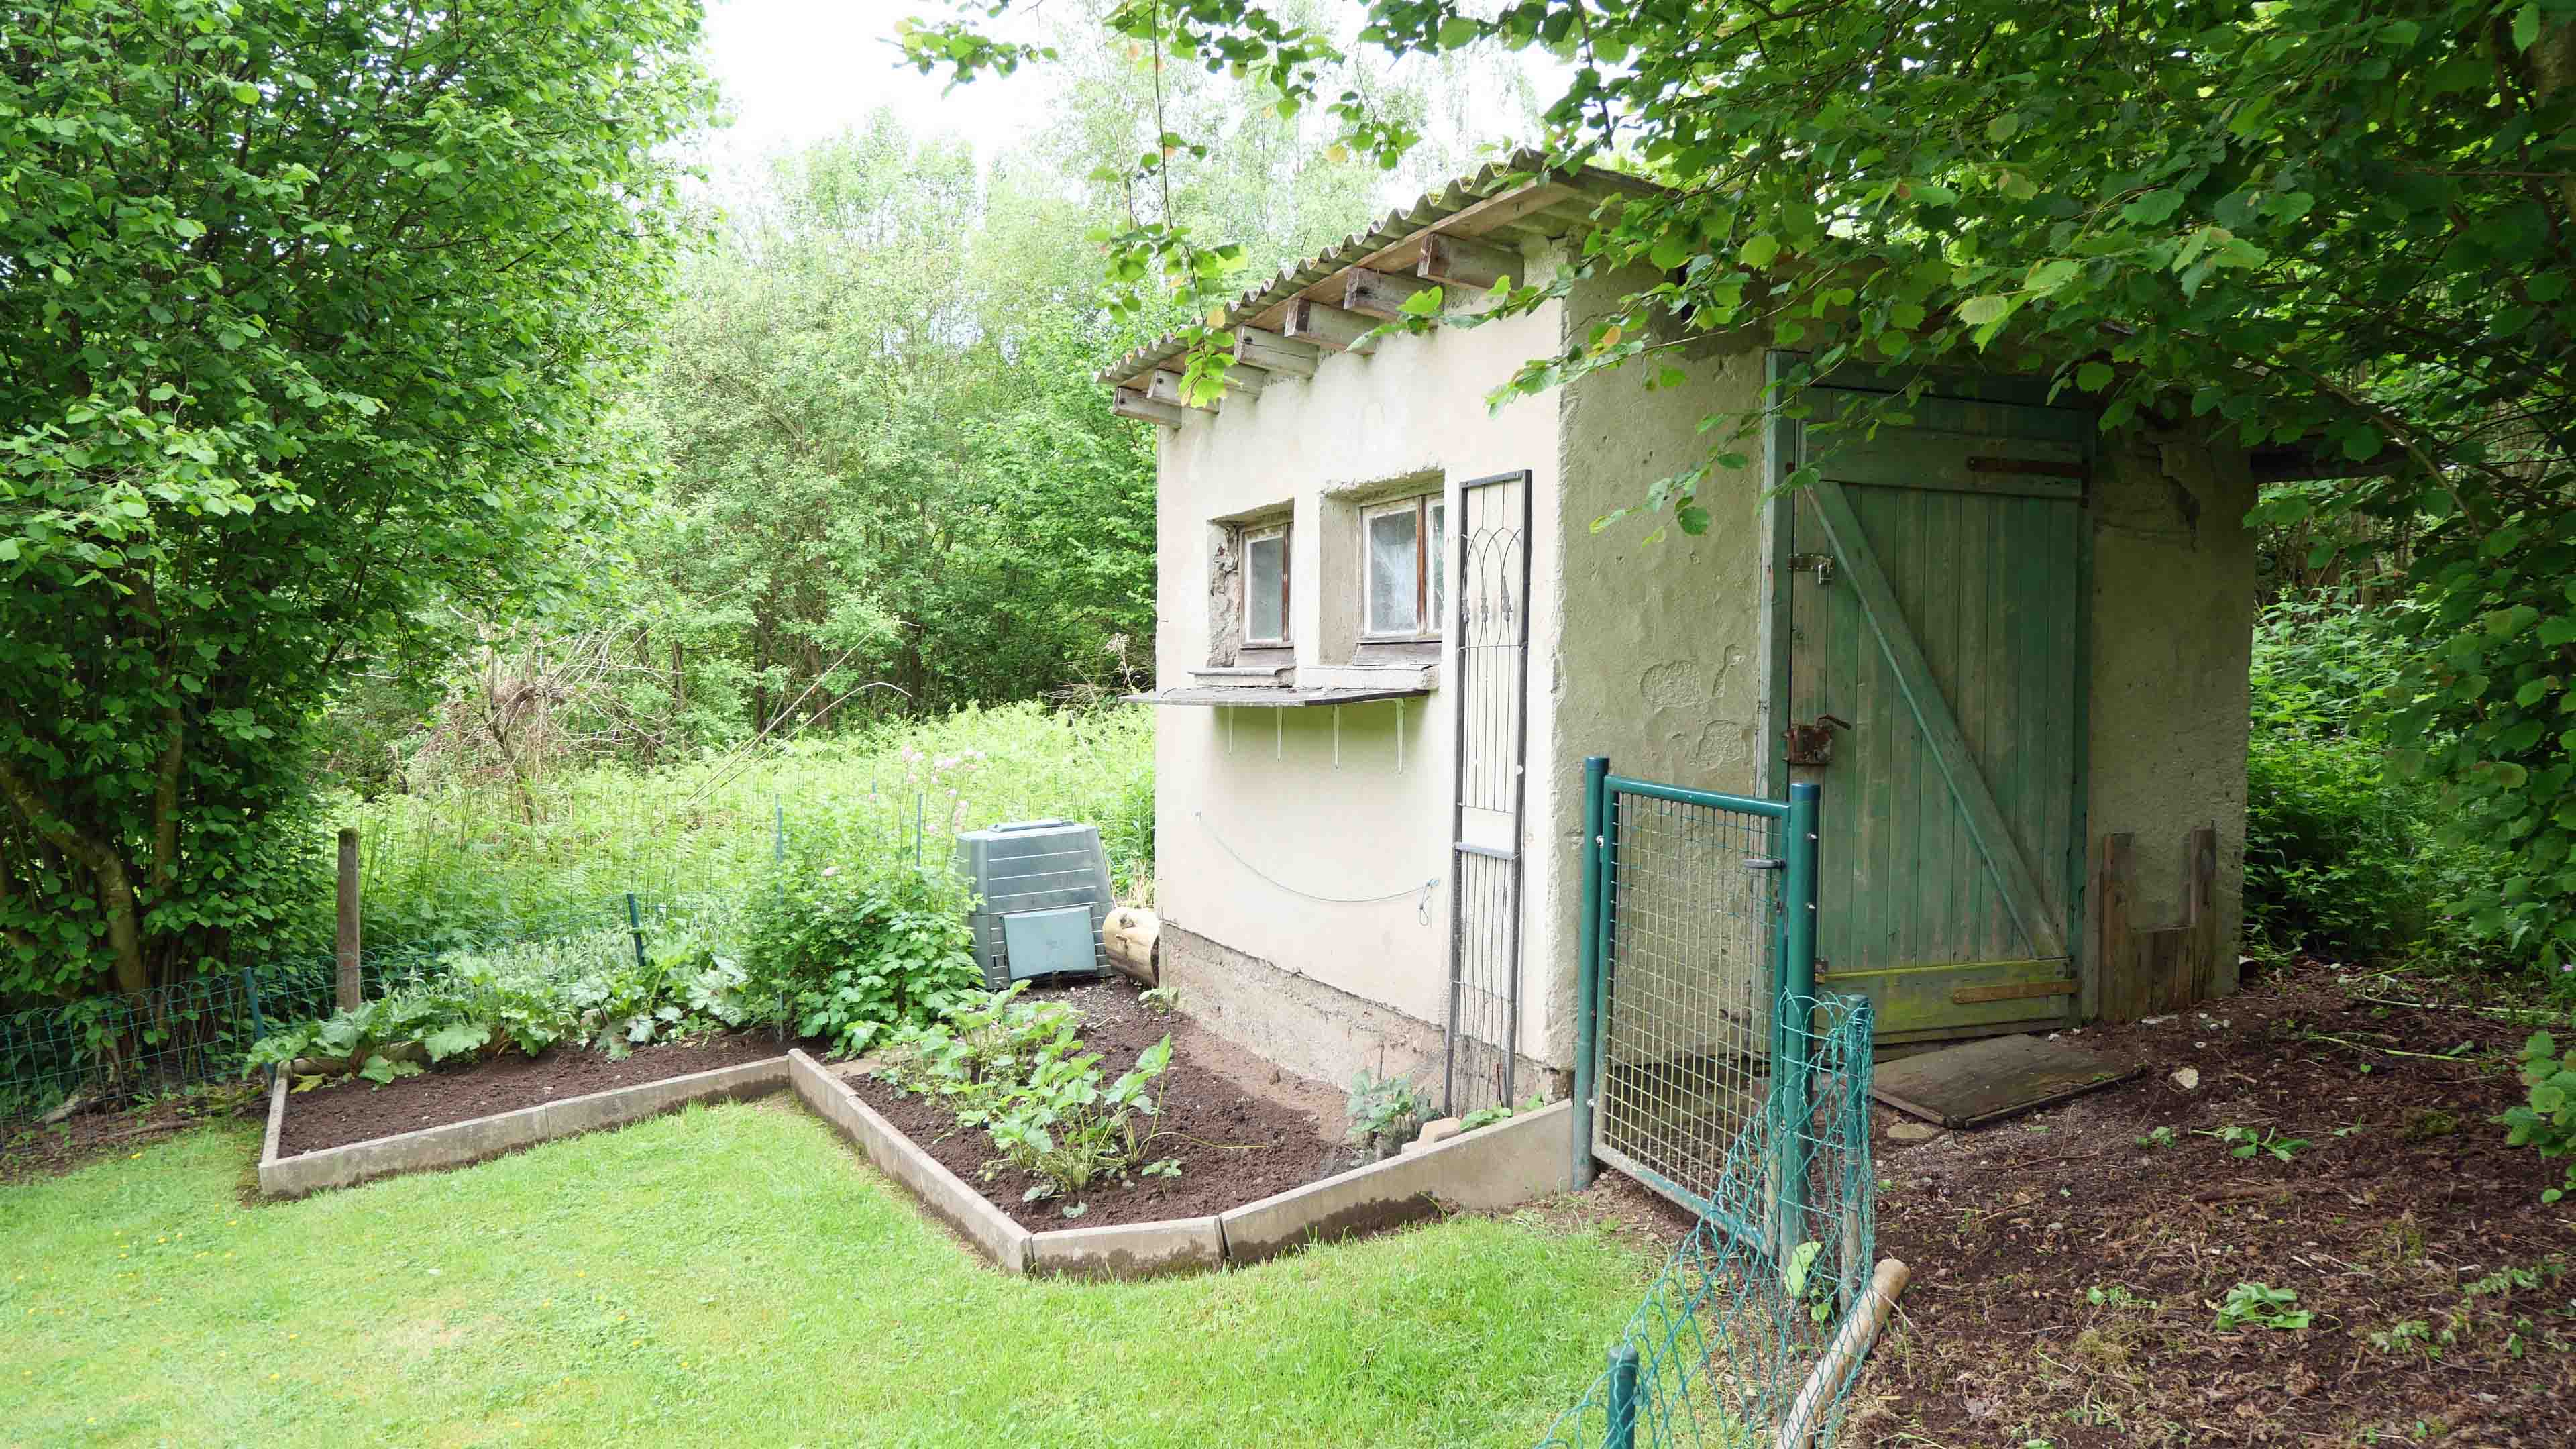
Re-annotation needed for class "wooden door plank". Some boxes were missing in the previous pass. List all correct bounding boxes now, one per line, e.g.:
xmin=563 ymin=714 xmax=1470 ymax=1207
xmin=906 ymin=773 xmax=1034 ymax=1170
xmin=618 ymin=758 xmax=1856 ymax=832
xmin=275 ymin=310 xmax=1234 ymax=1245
xmin=1809 ymin=476 xmax=2070 ymax=959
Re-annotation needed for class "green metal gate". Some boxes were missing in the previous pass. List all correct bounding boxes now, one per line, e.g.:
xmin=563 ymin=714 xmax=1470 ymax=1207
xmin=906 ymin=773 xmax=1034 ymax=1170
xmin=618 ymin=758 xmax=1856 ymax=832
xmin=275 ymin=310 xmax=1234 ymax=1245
xmin=1550 ymin=761 xmax=1880 ymax=1449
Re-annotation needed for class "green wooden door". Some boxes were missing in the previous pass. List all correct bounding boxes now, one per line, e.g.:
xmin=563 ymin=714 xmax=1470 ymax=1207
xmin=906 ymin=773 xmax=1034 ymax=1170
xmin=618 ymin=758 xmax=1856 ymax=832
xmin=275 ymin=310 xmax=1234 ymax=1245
xmin=1785 ymin=389 xmax=2087 ymax=1041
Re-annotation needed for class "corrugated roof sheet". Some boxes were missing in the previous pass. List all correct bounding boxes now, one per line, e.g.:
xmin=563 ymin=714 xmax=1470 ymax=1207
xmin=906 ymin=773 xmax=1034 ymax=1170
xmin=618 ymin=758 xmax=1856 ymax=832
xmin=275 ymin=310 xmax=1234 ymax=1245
xmin=1096 ymin=148 xmax=1653 ymax=390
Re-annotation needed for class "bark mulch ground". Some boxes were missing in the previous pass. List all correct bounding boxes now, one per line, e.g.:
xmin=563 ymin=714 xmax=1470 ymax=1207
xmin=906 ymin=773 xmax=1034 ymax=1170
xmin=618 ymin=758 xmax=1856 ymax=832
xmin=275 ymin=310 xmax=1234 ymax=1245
xmin=276 ymin=1029 xmax=788 ymax=1157
xmin=2 ymin=1083 xmax=268 ymax=1185
xmin=1835 ymin=959 xmax=2576 ymax=1448
xmin=843 ymin=975 xmax=1339 ymax=1231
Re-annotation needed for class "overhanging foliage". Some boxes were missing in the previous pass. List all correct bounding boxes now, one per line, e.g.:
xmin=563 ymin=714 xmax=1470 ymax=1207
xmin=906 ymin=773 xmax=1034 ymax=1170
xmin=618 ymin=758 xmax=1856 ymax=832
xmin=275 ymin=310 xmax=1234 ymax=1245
xmin=0 ymin=0 xmax=713 ymax=997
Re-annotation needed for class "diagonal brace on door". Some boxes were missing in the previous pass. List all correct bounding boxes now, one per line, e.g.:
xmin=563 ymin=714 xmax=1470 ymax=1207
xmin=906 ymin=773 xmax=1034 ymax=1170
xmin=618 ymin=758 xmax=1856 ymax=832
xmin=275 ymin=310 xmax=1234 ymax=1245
xmin=1805 ymin=476 xmax=2069 ymax=960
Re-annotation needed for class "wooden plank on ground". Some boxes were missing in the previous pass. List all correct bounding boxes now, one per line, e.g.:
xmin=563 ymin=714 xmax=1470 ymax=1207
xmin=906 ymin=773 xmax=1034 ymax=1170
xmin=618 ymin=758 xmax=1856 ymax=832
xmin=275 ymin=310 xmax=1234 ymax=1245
xmin=1870 ymin=1032 xmax=2141 ymax=1130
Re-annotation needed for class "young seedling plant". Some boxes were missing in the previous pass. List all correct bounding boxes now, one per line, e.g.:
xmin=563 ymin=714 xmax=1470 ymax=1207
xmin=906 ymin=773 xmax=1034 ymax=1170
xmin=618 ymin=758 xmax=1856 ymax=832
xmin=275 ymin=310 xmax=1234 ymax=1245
xmin=2211 ymin=1281 xmax=2310 ymax=1332
xmin=2197 ymin=1124 xmax=2311 ymax=1163
xmin=881 ymin=984 xmax=1181 ymax=1214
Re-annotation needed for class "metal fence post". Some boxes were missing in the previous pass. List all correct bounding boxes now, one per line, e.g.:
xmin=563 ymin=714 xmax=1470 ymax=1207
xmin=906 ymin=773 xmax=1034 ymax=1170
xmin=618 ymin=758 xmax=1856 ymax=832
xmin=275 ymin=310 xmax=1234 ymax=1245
xmin=1605 ymin=1344 xmax=1642 ymax=1449
xmin=239 ymin=968 xmax=269 ymax=1085
xmin=625 ymin=892 xmax=649 ymax=972
xmin=1572 ymin=756 xmax=1609 ymax=1191
xmin=1774 ymin=781 xmax=1821 ymax=1267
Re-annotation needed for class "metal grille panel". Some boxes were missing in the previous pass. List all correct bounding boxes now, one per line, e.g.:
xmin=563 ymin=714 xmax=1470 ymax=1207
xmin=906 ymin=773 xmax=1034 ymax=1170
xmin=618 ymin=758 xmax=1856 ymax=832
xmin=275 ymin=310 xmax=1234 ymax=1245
xmin=1592 ymin=784 xmax=1780 ymax=1220
xmin=1444 ymin=470 xmax=1533 ymax=1117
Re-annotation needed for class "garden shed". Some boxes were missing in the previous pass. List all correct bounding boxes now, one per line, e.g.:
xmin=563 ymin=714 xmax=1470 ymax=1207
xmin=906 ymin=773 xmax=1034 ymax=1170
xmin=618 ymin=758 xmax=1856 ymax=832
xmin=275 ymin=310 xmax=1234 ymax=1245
xmin=1107 ymin=156 xmax=2261 ymax=1120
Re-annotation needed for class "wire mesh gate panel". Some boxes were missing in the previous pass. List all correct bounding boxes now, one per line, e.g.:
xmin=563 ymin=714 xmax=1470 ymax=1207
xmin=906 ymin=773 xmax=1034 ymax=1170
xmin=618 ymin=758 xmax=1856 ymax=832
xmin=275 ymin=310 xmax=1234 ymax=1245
xmin=1585 ymin=775 xmax=1786 ymax=1223
xmin=1444 ymin=468 xmax=1533 ymax=1118
xmin=1555 ymin=763 xmax=1880 ymax=1448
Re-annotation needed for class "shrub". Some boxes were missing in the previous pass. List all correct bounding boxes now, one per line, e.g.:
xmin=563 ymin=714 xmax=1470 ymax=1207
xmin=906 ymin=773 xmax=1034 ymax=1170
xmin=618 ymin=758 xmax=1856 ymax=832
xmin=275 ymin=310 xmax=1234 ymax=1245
xmin=2243 ymin=596 xmax=2522 ymax=971
xmin=2497 ymin=1026 xmax=2576 ymax=1205
xmin=739 ymin=849 xmax=981 ymax=1057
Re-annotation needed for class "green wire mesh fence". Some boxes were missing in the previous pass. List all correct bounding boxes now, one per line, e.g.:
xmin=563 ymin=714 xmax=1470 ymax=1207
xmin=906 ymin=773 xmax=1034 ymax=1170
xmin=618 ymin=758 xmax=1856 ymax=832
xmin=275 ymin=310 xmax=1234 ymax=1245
xmin=0 ymin=895 xmax=708 ymax=1120
xmin=1552 ymin=765 xmax=1882 ymax=1449
xmin=1536 ymin=993 xmax=1876 ymax=1449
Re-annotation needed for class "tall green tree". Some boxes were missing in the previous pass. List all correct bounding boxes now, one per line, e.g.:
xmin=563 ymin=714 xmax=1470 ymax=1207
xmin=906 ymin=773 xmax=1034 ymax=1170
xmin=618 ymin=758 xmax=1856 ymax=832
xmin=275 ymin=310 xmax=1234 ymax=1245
xmin=0 ymin=0 xmax=713 ymax=998
xmin=910 ymin=0 xmax=2576 ymax=973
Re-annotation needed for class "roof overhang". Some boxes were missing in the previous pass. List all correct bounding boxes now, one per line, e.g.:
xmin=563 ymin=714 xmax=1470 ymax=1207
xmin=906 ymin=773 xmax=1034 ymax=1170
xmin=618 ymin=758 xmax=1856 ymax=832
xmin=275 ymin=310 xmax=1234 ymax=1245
xmin=1102 ymin=149 xmax=1658 ymax=423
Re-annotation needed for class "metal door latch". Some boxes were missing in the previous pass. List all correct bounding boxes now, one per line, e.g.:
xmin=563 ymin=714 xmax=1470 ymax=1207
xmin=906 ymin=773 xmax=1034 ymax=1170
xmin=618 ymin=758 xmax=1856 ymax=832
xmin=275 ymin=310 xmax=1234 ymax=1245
xmin=1787 ymin=552 xmax=1836 ymax=586
xmin=1783 ymin=714 xmax=1853 ymax=767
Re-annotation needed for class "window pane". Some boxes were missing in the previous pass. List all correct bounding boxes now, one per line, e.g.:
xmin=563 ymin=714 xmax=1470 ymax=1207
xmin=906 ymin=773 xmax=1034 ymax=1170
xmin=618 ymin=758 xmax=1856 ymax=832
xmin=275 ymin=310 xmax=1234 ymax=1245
xmin=1367 ymin=508 xmax=1419 ymax=635
xmin=1428 ymin=501 xmax=1445 ymax=631
xmin=1246 ymin=534 xmax=1285 ymax=641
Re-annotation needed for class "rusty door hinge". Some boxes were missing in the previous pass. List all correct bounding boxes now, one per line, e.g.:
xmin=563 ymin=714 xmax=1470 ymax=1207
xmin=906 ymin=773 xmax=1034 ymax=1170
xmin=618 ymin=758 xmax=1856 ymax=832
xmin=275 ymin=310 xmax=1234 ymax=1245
xmin=1784 ymin=714 xmax=1853 ymax=767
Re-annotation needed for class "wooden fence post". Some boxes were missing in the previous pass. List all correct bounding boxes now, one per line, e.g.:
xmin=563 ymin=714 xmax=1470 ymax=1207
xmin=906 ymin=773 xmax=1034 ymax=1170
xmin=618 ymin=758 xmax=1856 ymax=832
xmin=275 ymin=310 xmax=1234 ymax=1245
xmin=335 ymin=828 xmax=361 ymax=1011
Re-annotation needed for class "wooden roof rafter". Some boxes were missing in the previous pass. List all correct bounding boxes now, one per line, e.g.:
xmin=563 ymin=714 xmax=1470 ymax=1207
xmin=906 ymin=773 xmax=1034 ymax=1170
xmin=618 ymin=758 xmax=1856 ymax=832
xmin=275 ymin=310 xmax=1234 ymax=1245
xmin=1095 ymin=150 xmax=1656 ymax=421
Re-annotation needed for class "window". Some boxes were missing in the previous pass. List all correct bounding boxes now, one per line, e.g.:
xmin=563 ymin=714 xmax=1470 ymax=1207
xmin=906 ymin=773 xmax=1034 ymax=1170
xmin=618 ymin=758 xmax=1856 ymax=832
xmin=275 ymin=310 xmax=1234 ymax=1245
xmin=1243 ymin=525 xmax=1289 ymax=645
xmin=1362 ymin=496 xmax=1444 ymax=639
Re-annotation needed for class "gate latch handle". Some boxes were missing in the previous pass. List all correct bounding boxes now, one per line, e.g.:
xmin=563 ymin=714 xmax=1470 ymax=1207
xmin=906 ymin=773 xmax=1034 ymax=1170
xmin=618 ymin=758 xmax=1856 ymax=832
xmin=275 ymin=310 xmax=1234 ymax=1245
xmin=1783 ymin=714 xmax=1853 ymax=768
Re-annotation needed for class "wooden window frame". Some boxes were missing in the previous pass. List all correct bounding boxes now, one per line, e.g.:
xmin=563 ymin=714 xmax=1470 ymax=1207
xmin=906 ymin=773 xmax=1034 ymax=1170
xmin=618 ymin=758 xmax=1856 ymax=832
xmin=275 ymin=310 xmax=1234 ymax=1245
xmin=1241 ymin=523 xmax=1291 ymax=647
xmin=1360 ymin=494 xmax=1444 ymax=642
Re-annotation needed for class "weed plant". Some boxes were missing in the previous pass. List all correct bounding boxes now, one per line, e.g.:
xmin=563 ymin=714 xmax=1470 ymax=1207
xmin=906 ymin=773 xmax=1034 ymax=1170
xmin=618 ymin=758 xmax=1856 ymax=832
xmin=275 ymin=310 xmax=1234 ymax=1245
xmin=337 ymin=702 xmax=1151 ymax=952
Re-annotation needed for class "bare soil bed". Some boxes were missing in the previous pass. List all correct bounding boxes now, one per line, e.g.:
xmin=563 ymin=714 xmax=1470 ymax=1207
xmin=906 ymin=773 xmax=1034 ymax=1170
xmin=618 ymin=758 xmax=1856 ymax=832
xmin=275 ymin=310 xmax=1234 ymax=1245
xmin=276 ymin=1030 xmax=788 ymax=1157
xmin=1840 ymin=959 xmax=2576 ymax=1448
xmin=842 ymin=976 xmax=1339 ymax=1230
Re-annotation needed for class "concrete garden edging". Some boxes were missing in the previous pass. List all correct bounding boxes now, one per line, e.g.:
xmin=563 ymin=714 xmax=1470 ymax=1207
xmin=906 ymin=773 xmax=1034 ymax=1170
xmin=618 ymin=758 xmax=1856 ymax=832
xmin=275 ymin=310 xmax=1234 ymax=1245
xmin=252 ymin=1042 xmax=1573 ymax=1279
xmin=1028 ymin=1214 xmax=1226 ymax=1281
xmin=1218 ymin=1099 xmax=1575 ymax=1265
xmin=786 ymin=1049 xmax=1036 ymax=1274
xmin=790 ymin=1046 xmax=1575 ymax=1280
xmin=257 ymin=1054 xmax=790 ymax=1199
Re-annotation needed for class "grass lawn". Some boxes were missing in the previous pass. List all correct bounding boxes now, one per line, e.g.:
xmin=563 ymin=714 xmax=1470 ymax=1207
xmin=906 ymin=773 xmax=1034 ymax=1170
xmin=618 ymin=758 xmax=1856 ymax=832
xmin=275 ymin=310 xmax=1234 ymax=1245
xmin=2 ymin=1099 xmax=1652 ymax=1447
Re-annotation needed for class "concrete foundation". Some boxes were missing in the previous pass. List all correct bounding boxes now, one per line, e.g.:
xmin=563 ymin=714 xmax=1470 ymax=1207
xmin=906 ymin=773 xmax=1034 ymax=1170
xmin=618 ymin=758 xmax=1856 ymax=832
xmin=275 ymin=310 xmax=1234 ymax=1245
xmin=256 ymin=1055 xmax=790 ymax=1199
xmin=1161 ymin=922 xmax=1560 ymax=1101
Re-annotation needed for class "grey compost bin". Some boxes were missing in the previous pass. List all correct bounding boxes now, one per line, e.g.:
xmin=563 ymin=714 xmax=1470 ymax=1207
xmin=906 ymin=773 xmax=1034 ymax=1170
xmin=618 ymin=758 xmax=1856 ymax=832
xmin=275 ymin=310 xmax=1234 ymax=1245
xmin=955 ymin=820 xmax=1115 ymax=989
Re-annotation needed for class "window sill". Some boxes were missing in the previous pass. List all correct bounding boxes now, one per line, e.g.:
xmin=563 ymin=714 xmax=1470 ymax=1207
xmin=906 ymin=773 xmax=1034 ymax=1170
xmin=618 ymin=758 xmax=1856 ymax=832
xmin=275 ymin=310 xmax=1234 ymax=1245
xmin=1188 ymin=664 xmax=1293 ymax=688
xmin=1353 ymin=639 xmax=1440 ymax=664
xmin=1301 ymin=662 xmax=1438 ymax=693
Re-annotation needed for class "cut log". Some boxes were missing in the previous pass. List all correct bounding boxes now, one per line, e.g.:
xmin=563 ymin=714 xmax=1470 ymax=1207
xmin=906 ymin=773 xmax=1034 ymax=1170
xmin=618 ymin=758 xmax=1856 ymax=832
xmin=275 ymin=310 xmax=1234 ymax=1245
xmin=1103 ymin=906 xmax=1160 ymax=986
xmin=1419 ymin=233 xmax=1522 ymax=289
xmin=1234 ymin=328 xmax=1320 ymax=377
xmin=1284 ymin=298 xmax=1380 ymax=354
xmin=1342 ymin=266 xmax=1442 ymax=320
xmin=1112 ymin=387 xmax=1187 ymax=427
xmin=1774 ymin=1259 xmax=1911 ymax=1449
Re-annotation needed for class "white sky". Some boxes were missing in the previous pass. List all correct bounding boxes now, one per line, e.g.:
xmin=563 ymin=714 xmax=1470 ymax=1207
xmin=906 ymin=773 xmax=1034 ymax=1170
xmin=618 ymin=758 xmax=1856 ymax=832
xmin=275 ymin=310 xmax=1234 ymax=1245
xmin=697 ymin=0 xmax=1558 ymax=178
xmin=698 ymin=0 xmax=1063 ymax=168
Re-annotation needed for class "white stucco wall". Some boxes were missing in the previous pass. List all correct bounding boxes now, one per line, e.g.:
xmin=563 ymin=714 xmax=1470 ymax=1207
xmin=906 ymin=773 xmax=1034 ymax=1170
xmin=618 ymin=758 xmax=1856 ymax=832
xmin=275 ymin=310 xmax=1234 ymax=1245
xmin=1150 ymin=274 xmax=1570 ymax=1078
xmin=2085 ymin=435 xmax=2259 ymax=1002
xmin=1544 ymin=273 xmax=1775 ymax=1067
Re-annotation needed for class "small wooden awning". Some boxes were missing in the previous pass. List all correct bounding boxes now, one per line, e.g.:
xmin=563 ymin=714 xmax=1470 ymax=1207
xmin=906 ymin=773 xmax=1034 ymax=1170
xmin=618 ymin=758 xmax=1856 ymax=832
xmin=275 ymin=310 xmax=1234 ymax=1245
xmin=1125 ymin=685 xmax=1429 ymax=708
